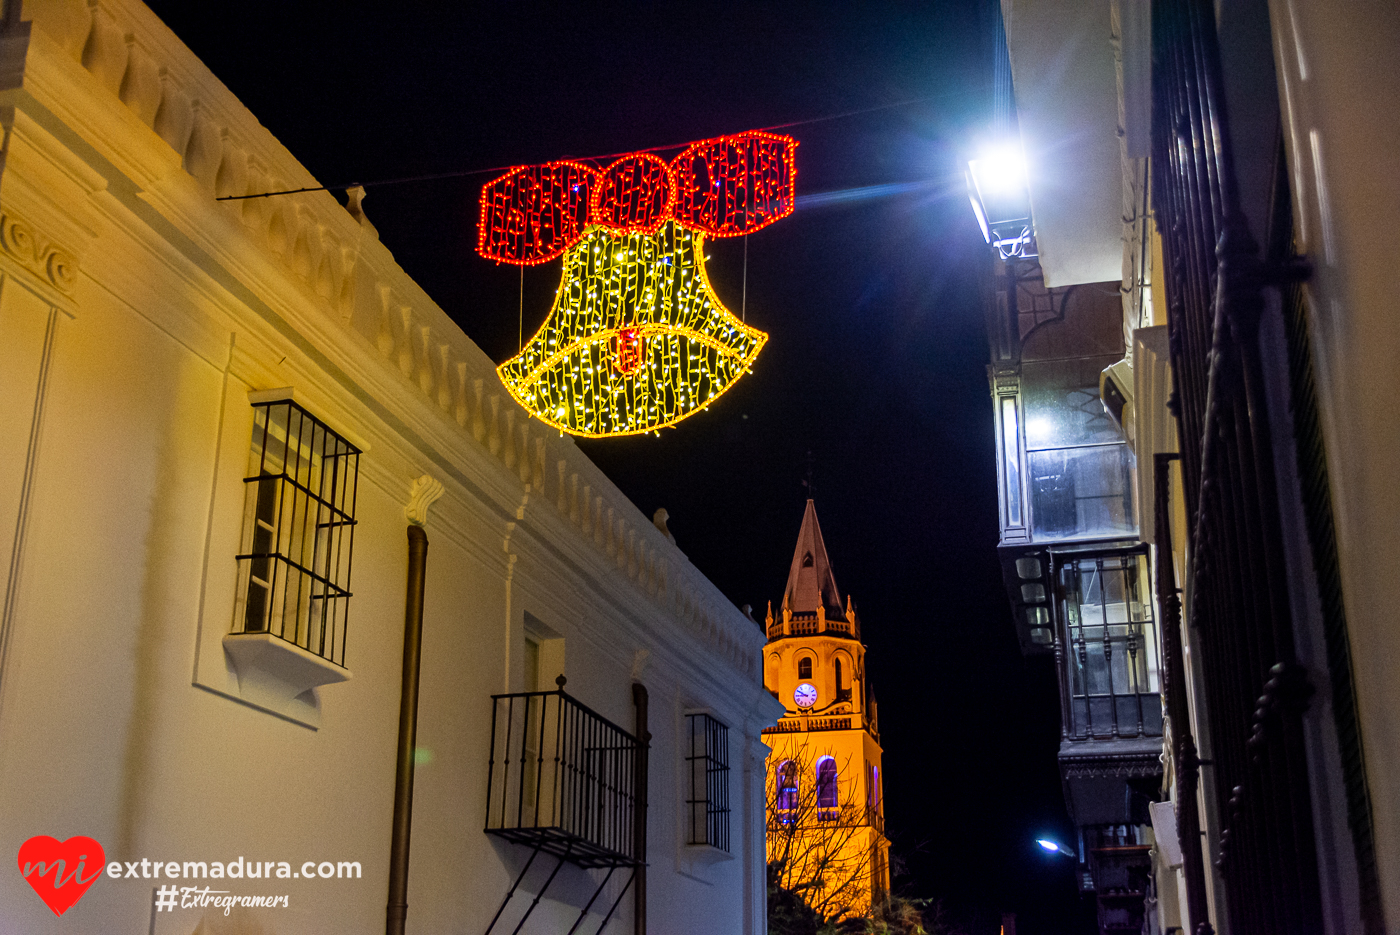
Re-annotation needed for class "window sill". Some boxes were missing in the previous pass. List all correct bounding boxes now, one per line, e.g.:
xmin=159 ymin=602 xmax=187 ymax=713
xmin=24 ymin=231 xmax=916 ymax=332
xmin=682 ymin=843 xmax=734 ymax=864
xmin=219 ymin=632 xmax=351 ymax=726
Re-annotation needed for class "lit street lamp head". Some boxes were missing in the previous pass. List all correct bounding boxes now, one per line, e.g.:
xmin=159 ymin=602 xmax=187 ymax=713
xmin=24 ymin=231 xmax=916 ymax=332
xmin=1036 ymin=838 xmax=1077 ymax=859
xmin=966 ymin=140 xmax=1036 ymax=260
xmin=969 ymin=144 xmax=1027 ymax=197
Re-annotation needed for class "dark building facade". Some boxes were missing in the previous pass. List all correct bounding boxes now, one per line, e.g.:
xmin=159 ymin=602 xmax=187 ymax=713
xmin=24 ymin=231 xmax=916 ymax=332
xmin=973 ymin=0 xmax=1396 ymax=933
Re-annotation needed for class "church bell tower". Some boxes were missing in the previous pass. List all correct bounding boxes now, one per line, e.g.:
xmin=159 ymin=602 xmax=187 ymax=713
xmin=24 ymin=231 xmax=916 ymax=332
xmin=763 ymin=499 xmax=890 ymax=919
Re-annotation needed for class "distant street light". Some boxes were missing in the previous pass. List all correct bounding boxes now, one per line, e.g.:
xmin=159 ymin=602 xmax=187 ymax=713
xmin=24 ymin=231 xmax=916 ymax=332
xmin=1035 ymin=838 xmax=1078 ymax=859
xmin=966 ymin=141 xmax=1036 ymax=259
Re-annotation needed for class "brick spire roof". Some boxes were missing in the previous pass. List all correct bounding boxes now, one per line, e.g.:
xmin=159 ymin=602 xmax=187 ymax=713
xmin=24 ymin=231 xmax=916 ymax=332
xmin=783 ymin=499 xmax=844 ymax=617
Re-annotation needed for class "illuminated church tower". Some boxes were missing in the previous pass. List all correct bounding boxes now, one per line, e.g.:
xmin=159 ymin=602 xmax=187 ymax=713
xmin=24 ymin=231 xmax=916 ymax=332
xmin=763 ymin=500 xmax=890 ymax=919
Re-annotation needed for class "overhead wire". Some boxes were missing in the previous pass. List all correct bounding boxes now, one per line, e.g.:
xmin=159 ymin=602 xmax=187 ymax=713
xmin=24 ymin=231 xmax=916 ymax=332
xmin=215 ymin=90 xmax=980 ymax=202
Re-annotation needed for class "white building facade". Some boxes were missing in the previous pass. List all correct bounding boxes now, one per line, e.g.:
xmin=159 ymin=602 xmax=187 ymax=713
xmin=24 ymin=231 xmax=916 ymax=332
xmin=0 ymin=1 xmax=782 ymax=931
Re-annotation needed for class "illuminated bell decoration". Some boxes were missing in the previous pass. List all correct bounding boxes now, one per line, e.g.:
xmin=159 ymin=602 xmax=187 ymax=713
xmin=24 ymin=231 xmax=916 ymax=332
xmin=479 ymin=131 xmax=797 ymax=437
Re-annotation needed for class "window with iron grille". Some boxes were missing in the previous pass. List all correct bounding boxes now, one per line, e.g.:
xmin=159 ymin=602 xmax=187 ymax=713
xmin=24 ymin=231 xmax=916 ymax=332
xmin=685 ymin=713 xmax=730 ymax=851
xmin=232 ymin=399 xmax=359 ymax=667
xmin=1057 ymin=550 xmax=1161 ymax=740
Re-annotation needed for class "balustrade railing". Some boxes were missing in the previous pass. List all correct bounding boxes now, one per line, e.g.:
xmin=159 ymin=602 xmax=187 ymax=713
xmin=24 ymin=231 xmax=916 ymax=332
xmin=766 ymin=613 xmax=855 ymax=640
xmin=1053 ymin=550 xmax=1163 ymax=742
xmin=762 ymin=716 xmax=852 ymax=734
xmin=768 ymin=803 xmax=883 ymax=833
xmin=484 ymin=685 xmax=641 ymax=868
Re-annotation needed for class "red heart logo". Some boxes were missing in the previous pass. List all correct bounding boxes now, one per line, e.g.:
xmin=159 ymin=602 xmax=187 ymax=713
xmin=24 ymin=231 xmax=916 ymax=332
xmin=17 ymin=835 xmax=105 ymax=916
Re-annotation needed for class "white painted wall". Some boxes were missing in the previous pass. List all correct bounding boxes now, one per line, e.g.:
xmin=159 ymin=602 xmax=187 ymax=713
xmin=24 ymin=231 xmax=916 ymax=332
xmin=0 ymin=2 xmax=784 ymax=932
xmin=1267 ymin=0 xmax=1400 ymax=924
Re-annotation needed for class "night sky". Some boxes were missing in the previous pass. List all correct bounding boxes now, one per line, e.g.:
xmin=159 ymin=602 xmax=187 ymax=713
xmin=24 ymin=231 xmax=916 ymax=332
xmin=149 ymin=2 xmax=1092 ymax=931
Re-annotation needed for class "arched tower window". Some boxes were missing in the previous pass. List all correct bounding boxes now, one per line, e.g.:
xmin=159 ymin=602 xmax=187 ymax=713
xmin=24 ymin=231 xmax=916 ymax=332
xmin=802 ymin=552 xmax=813 ymax=567
xmin=776 ymin=760 xmax=799 ymax=817
xmin=835 ymin=658 xmax=844 ymax=688
xmin=816 ymin=757 xmax=838 ymax=819
xmin=797 ymin=657 xmax=812 ymax=680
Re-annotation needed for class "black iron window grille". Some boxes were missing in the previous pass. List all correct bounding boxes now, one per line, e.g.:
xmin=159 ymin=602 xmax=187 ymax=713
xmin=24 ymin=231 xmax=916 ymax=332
xmin=685 ymin=713 xmax=730 ymax=851
xmin=1056 ymin=550 xmax=1162 ymax=741
xmin=232 ymin=399 xmax=359 ymax=667
xmin=485 ymin=684 xmax=642 ymax=868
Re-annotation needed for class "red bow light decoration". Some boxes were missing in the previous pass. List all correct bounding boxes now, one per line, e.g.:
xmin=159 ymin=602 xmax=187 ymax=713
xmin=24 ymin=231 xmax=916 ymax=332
xmin=478 ymin=130 xmax=797 ymax=265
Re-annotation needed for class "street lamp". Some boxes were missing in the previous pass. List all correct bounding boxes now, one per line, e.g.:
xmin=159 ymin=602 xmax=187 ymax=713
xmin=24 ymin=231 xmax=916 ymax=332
xmin=966 ymin=141 xmax=1035 ymax=259
xmin=1036 ymin=837 xmax=1078 ymax=859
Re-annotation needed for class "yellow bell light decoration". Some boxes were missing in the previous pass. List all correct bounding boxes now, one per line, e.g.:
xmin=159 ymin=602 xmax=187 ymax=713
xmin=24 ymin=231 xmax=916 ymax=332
xmin=478 ymin=132 xmax=797 ymax=437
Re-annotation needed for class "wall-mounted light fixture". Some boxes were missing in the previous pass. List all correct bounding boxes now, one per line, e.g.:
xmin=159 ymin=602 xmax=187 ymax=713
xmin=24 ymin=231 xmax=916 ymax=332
xmin=967 ymin=141 xmax=1036 ymax=259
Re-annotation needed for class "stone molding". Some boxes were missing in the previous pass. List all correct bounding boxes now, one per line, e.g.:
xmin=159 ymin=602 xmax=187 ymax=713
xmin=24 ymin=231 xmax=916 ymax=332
xmin=0 ymin=209 xmax=78 ymax=293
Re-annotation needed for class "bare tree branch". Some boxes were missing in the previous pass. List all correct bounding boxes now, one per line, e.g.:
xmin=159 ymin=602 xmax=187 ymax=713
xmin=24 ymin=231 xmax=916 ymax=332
xmin=766 ymin=737 xmax=882 ymax=923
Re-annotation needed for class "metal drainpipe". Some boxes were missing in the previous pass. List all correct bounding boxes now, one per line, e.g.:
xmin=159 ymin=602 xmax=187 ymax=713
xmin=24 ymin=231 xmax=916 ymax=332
xmin=387 ymin=525 xmax=429 ymax=935
xmin=631 ymin=683 xmax=650 ymax=935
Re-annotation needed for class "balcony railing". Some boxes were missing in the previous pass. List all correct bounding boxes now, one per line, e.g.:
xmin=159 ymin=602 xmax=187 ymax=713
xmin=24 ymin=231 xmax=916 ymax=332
xmin=762 ymin=716 xmax=851 ymax=734
xmin=484 ymin=686 xmax=641 ymax=868
xmin=766 ymin=612 xmax=856 ymax=640
xmin=1055 ymin=551 xmax=1163 ymax=742
xmin=769 ymin=803 xmax=884 ymax=834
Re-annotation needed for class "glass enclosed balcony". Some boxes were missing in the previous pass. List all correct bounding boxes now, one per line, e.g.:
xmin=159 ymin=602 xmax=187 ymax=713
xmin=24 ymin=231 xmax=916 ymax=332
xmin=988 ymin=263 xmax=1141 ymax=656
xmin=1056 ymin=550 xmax=1161 ymax=741
xmin=1023 ymin=355 xmax=1136 ymax=541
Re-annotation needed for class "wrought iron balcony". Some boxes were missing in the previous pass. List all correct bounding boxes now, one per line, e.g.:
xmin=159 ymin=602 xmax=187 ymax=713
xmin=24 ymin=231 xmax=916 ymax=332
xmin=484 ymin=681 xmax=641 ymax=869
